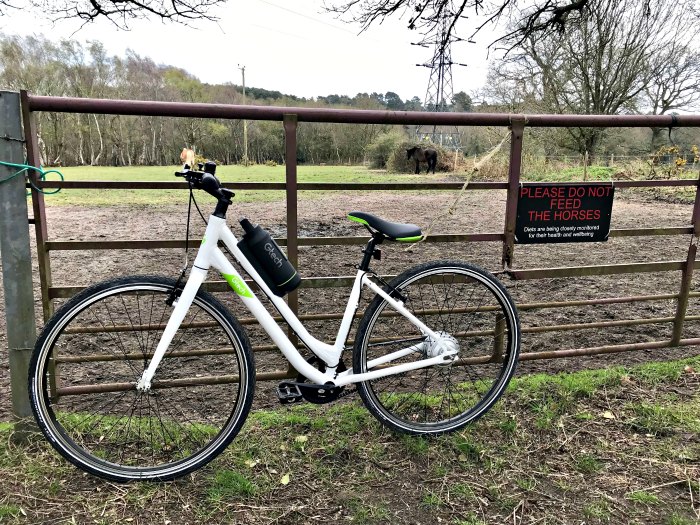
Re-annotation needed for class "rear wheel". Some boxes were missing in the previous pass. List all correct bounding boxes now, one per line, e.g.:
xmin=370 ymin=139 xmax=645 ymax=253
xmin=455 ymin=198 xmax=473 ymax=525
xmin=353 ymin=261 xmax=519 ymax=435
xmin=29 ymin=275 xmax=255 ymax=482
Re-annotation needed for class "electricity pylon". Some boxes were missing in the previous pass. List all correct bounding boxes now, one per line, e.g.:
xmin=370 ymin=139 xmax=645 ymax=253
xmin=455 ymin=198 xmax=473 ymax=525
xmin=415 ymin=14 xmax=466 ymax=150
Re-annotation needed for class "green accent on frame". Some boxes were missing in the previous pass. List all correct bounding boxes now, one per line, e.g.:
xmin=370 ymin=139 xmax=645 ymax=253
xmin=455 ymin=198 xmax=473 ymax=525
xmin=223 ymin=273 xmax=253 ymax=298
xmin=201 ymin=236 xmax=207 ymax=245
xmin=347 ymin=214 xmax=369 ymax=226
xmin=396 ymin=235 xmax=423 ymax=243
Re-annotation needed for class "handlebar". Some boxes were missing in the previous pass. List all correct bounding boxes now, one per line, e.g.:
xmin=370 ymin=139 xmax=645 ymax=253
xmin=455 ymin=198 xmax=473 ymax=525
xmin=175 ymin=161 xmax=234 ymax=204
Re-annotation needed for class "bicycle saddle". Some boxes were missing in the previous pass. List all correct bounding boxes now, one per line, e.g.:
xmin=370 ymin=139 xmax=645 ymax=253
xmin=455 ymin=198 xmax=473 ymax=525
xmin=347 ymin=211 xmax=423 ymax=242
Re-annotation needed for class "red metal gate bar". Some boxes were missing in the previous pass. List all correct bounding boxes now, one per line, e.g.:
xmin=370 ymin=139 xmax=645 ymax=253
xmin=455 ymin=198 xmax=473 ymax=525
xmin=21 ymin=91 xmax=53 ymax=320
xmin=34 ymin=180 xmax=510 ymax=190
xmin=509 ymin=260 xmax=689 ymax=280
xmin=41 ymin=227 xmax=695 ymax=252
xmin=36 ymin=179 xmax=700 ymax=190
xmin=519 ymin=337 xmax=700 ymax=361
xmin=284 ymin=114 xmax=299 ymax=376
xmin=49 ymin=335 xmax=700 ymax=397
xmin=25 ymin=94 xmax=700 ymax=128
xmin=46 ymin=259 xmax=696 ymax=298
xmin=502 ymin=119 xmax=525 ymax=268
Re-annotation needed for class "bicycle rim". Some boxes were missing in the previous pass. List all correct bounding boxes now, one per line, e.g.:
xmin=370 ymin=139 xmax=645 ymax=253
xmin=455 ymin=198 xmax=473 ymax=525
xmin=354 ymin=262 xmax=519 ymax=435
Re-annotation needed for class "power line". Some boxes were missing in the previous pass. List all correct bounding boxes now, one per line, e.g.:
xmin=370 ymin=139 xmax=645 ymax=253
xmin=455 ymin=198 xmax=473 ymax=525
xmin=254 ymin=0 xmax=357 ymax=34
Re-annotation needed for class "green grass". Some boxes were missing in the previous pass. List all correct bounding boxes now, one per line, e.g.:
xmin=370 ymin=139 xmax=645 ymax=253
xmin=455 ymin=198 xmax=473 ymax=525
xmin=573 ymin=453 xmax=604 ymax=474
xmin=207 ymin=469 xmax=256 ymax=500
xmin=524 ymin=165 xmax=617 ymax=183
xmin=0 ymin=504 xmax=21 ymax=519
xmin=665 ymin=514 xmax=695 ymax=525
xmin=453 ymin=516 xmax=487 ymax=525
xmin=626 ymin=491 xmax=660 ymax=505
xmin=627 ymin=398 xmax=700 ymax=436
xmin=421 ymin=490 xmax=444 ymax=508
xmin=1 ymin=356 xmax=699 ymax=524
xmin=346 ymin=498 xmax=391 ymax=523
xmin=583 ymin=499 xmax=612 ymax=521
xmin=39 ymin=164 xmax=435 ymax=206
xmin=453 ymin=436 xmax=484 ymax=464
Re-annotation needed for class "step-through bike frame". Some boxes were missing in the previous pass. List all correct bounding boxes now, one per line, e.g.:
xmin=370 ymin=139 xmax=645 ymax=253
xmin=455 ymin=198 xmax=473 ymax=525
xmin=136 ymin=214 xmax=459 ymax=392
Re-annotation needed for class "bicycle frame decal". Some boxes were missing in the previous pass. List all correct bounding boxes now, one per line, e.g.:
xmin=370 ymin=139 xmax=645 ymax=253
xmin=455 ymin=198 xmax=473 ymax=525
xmin=137 ymin=214 xmax=457 ymax=392
xmin=222 ymin=272 xmax=253 ymax=298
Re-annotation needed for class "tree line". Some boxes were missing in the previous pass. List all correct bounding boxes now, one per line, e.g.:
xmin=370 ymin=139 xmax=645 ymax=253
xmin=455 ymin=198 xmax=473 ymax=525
xmin=0 ymin=35 xmax=474 ymax=166
xmin=1 ymin=24 xmax=698 ymax=168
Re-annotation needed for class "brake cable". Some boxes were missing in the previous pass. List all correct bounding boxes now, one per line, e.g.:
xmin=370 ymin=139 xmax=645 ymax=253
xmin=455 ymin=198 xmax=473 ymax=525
xmin=166 ymin=184 xmax=198 ymax=305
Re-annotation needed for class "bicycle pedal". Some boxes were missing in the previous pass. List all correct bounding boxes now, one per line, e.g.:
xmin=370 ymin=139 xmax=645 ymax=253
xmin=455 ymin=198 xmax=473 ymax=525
xmin=276 ymin=382 xmax=304 ymax=404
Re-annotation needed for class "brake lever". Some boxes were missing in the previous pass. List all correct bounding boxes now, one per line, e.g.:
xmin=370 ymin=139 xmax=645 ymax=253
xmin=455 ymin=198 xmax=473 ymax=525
xmin=174 ymin=167 xmax=204 ymax=185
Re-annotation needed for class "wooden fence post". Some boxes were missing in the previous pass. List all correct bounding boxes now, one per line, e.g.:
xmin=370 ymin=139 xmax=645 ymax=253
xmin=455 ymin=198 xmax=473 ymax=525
xmin=0 ymin=90 xmax=37 ymax=436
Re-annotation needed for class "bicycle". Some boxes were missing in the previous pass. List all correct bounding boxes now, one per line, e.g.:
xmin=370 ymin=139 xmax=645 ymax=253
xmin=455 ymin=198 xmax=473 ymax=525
xmin=28 ymin=162 xmax=521 ymax=482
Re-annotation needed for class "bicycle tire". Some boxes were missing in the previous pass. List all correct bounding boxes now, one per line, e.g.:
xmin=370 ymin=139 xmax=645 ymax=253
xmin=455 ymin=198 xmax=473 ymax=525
xmin=353 ymin=261 xmax=520 ymax=435
xmin=29 ymin=275 xmax=255 ymax=482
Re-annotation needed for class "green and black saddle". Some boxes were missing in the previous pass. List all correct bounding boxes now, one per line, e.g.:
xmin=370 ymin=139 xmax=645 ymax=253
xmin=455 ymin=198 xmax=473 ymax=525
xmin=347 ymin=211 xmax=423 ymax=243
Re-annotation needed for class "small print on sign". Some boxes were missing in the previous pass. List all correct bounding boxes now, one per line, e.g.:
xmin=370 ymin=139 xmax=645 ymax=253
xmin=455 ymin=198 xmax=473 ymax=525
xmin=515 ymin=183 xmax=614 ymax=244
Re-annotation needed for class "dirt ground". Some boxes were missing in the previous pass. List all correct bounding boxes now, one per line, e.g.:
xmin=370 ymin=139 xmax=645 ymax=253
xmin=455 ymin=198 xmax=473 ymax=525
xmin=1 ymin=188 xmax=699 ymax=421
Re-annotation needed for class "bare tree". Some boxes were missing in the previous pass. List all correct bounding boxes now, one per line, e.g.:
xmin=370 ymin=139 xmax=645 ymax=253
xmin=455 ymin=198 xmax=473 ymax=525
xmin=645 ymin=44 xmax=700 ymax=149
xmin=4 ymin=0 xmax=695 ymax=51
xmin=323 ymin=0 xmax=641 ymax=52
xmin=0 ymin=0 xmax=16 ymax=15
xmin=487 ymin=0 xmax=693 ymax=160
xmin=6 ymin=0 xmax=226 ymax=28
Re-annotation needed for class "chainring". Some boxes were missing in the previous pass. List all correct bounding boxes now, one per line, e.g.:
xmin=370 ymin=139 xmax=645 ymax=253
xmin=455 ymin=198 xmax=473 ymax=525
xmin=296 ymin=356 xmax=347 ymax=404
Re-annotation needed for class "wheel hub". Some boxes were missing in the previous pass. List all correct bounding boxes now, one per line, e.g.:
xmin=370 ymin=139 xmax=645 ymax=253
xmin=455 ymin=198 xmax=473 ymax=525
xmin=425 ymin=331 xmax=459 ymax=359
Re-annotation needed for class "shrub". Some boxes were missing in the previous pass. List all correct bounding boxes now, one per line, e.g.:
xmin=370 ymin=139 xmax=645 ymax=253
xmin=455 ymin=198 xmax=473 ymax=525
xmin=365 ymin=131 xmax=407 ymax=169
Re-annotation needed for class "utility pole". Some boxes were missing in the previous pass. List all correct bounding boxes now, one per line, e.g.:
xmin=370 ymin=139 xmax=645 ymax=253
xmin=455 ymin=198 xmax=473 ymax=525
xmin=238 ymin=64 xmax=249 ymax=166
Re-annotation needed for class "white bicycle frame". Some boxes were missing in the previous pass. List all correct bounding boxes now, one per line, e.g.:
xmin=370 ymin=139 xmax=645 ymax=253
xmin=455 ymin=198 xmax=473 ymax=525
xmin=136 ymin=214 xmax=458 ymax=392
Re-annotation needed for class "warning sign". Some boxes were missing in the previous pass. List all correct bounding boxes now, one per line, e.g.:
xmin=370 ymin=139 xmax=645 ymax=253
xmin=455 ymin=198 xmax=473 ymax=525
xmin=515 ymin=183 xmax=614 ymax=244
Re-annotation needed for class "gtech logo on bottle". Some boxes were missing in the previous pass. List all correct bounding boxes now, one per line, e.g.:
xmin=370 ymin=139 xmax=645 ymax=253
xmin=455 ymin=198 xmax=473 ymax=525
xmin=264 ymin=242 xmax=285 ymax=268
xmin=222 ymin=273 xmax=253 ymax=298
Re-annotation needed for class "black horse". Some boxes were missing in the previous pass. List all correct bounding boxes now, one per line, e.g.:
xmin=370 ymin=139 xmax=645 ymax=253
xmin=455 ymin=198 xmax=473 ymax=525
xmin=407 ymin=146 xmax=438 ymax=174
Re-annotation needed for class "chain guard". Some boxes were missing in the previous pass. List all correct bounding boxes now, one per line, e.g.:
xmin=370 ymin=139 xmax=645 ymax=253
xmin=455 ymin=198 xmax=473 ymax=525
xmin=296 ymin=356 xmax=347 ymax=404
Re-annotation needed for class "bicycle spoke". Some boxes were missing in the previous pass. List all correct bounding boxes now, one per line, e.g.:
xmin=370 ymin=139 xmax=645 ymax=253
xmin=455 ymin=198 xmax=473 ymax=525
xmin=357 ymin=263 xmax=519 ymax=434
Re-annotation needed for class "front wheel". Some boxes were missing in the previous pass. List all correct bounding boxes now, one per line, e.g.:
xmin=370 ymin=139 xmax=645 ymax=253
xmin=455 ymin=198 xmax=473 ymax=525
xmin=29 ymin=275 xmax=255 ymax=482
xmin=353 ymin=261 xmax=520 ymax=435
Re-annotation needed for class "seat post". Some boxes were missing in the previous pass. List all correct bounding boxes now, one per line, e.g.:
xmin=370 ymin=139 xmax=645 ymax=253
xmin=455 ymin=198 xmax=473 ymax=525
xmin=359 ymin=233 xmax=384 ymax=271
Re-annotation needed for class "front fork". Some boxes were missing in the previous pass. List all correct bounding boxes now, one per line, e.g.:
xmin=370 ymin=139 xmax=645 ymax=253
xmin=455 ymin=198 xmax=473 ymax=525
xmin=136 ymin=267 xmax=207 ymax=392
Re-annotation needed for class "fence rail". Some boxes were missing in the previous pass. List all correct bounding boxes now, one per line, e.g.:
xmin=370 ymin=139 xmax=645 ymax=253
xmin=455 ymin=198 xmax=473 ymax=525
xmin=6 ymin=91 xmax=700 ymax=408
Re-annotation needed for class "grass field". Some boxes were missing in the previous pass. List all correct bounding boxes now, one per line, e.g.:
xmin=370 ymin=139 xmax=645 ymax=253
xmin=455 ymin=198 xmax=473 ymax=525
xmin=38 ymin=165 xmax=434 ymax=206
xmin=1 ymin=357 xmax=698 ymax=524
xmin=35 ymin=159 xmax=700 ymax=207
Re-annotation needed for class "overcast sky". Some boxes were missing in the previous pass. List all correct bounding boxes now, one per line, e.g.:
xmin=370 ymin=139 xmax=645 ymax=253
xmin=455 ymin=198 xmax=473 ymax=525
xmin=0 ymin=0 xmax=496 ymax=101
